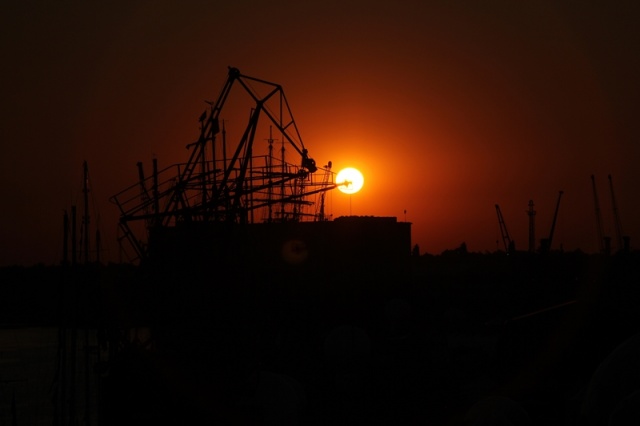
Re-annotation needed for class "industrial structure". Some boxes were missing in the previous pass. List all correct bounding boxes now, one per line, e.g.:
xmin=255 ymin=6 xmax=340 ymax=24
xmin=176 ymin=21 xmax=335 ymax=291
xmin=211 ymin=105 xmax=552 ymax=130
xmin=495 ymin=204 xmax=515 ymax=254
xmin=591 ymin=174 xmax=630 ymax=254
xmin=111 ymin=68 xmax=338 ymax=263
xmin=110 ymin=67 xmax=411 ymax=273
xmin=539 ymin=190 xmax=563 ymax=253
xmin=94 ymin=68 xmax=414 ymax=424
xmin=496 ymin=176 xmax=631 ymax=256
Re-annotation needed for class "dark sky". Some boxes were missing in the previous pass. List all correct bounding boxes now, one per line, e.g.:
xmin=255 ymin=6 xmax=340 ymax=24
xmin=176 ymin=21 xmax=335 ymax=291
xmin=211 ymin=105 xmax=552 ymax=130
xmin=2 ymin=1 xmax=639 ymax=266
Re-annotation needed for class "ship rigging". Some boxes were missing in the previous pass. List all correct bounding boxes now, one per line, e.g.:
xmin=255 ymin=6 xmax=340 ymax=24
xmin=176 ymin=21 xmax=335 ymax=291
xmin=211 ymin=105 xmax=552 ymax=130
xmin=110 ymin=67 xmax=337 ymax=263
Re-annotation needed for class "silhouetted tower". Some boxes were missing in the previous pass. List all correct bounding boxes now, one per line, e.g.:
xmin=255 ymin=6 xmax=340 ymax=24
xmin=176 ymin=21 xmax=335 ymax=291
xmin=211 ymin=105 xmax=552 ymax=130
xmin=495 ymin=204 xmax=515 ymax=254
xmin=527 ymin=200 xmax=536 ymax=253
xmin=608 ymin=174 xmax=628 ymax=252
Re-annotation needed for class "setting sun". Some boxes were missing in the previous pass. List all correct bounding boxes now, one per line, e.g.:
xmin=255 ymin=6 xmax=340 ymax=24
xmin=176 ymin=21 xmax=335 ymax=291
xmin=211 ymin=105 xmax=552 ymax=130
xmin=336 ymin=167 xmax=364 ymax=194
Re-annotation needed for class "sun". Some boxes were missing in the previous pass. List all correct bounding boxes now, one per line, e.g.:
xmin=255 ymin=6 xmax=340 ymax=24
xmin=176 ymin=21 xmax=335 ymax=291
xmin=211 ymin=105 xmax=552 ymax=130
xmin=336 ymin=167 xmax=364 ymax=194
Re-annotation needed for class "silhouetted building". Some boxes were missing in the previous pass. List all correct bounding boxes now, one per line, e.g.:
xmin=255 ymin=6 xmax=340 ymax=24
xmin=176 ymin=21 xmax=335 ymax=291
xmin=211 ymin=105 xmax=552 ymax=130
xmin=146 ymin=216 xmax=412 ymax=282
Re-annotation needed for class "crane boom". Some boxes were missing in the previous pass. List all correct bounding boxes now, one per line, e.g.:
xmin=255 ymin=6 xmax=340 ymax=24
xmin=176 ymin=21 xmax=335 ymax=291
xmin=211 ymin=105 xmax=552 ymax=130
xmin=109 ymin=67 xmax=337 ymax=262
xmin=547 ymin=190 xmax=563 ymax=250
xmin=495 ymin=204 xmax=514 ymax=253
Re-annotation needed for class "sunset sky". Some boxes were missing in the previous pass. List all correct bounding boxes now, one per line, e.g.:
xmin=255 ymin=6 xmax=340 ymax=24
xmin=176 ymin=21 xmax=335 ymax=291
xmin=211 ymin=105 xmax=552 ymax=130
xmin=2 ymin=1 xmax=639 ymax=266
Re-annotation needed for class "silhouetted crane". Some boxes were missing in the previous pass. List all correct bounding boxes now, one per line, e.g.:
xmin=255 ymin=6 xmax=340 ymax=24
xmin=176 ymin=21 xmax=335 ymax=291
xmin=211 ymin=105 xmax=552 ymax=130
xmin=110 ymin=67 xmax=337 ymax=262
xmin=540 ymin=190 xmax=563 ymax=253
xmin=495 ymin=204 xmax=515 ymax=254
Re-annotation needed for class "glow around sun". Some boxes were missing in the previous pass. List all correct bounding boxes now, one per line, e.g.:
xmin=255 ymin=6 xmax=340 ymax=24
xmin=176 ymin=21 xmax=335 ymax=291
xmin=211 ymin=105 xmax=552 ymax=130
xmin=336 ymin=167 xmax=364 ymax=194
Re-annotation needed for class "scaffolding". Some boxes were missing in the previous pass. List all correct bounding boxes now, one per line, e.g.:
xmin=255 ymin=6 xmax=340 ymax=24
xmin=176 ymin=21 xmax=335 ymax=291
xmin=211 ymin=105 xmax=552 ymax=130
xmin=110 ymin=67 xmax=336 ymax=262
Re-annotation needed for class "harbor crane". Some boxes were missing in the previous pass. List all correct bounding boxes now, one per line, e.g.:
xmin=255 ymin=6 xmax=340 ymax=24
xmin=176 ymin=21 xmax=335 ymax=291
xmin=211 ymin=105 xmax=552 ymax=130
xmin=540 ymin=190 xmax=563 ymax=253
xmin=495 ymin=204 xmax=515 ymax=254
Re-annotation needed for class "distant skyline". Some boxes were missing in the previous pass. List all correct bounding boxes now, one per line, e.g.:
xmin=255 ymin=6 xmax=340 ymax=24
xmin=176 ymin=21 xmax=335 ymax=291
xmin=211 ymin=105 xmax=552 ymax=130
xmin=2 ymin=1 xmax=639 ymax=265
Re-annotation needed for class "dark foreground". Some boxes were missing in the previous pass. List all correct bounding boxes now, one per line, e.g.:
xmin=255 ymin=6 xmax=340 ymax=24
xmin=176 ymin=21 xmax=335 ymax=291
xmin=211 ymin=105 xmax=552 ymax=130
xmin=1 ymin=250 xmax=640 ymax=425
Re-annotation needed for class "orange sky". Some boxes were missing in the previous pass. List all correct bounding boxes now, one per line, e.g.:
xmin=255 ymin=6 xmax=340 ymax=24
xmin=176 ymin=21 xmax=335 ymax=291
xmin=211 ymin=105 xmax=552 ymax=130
xmin=2 ymin=1 xmax=640 ymax=265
